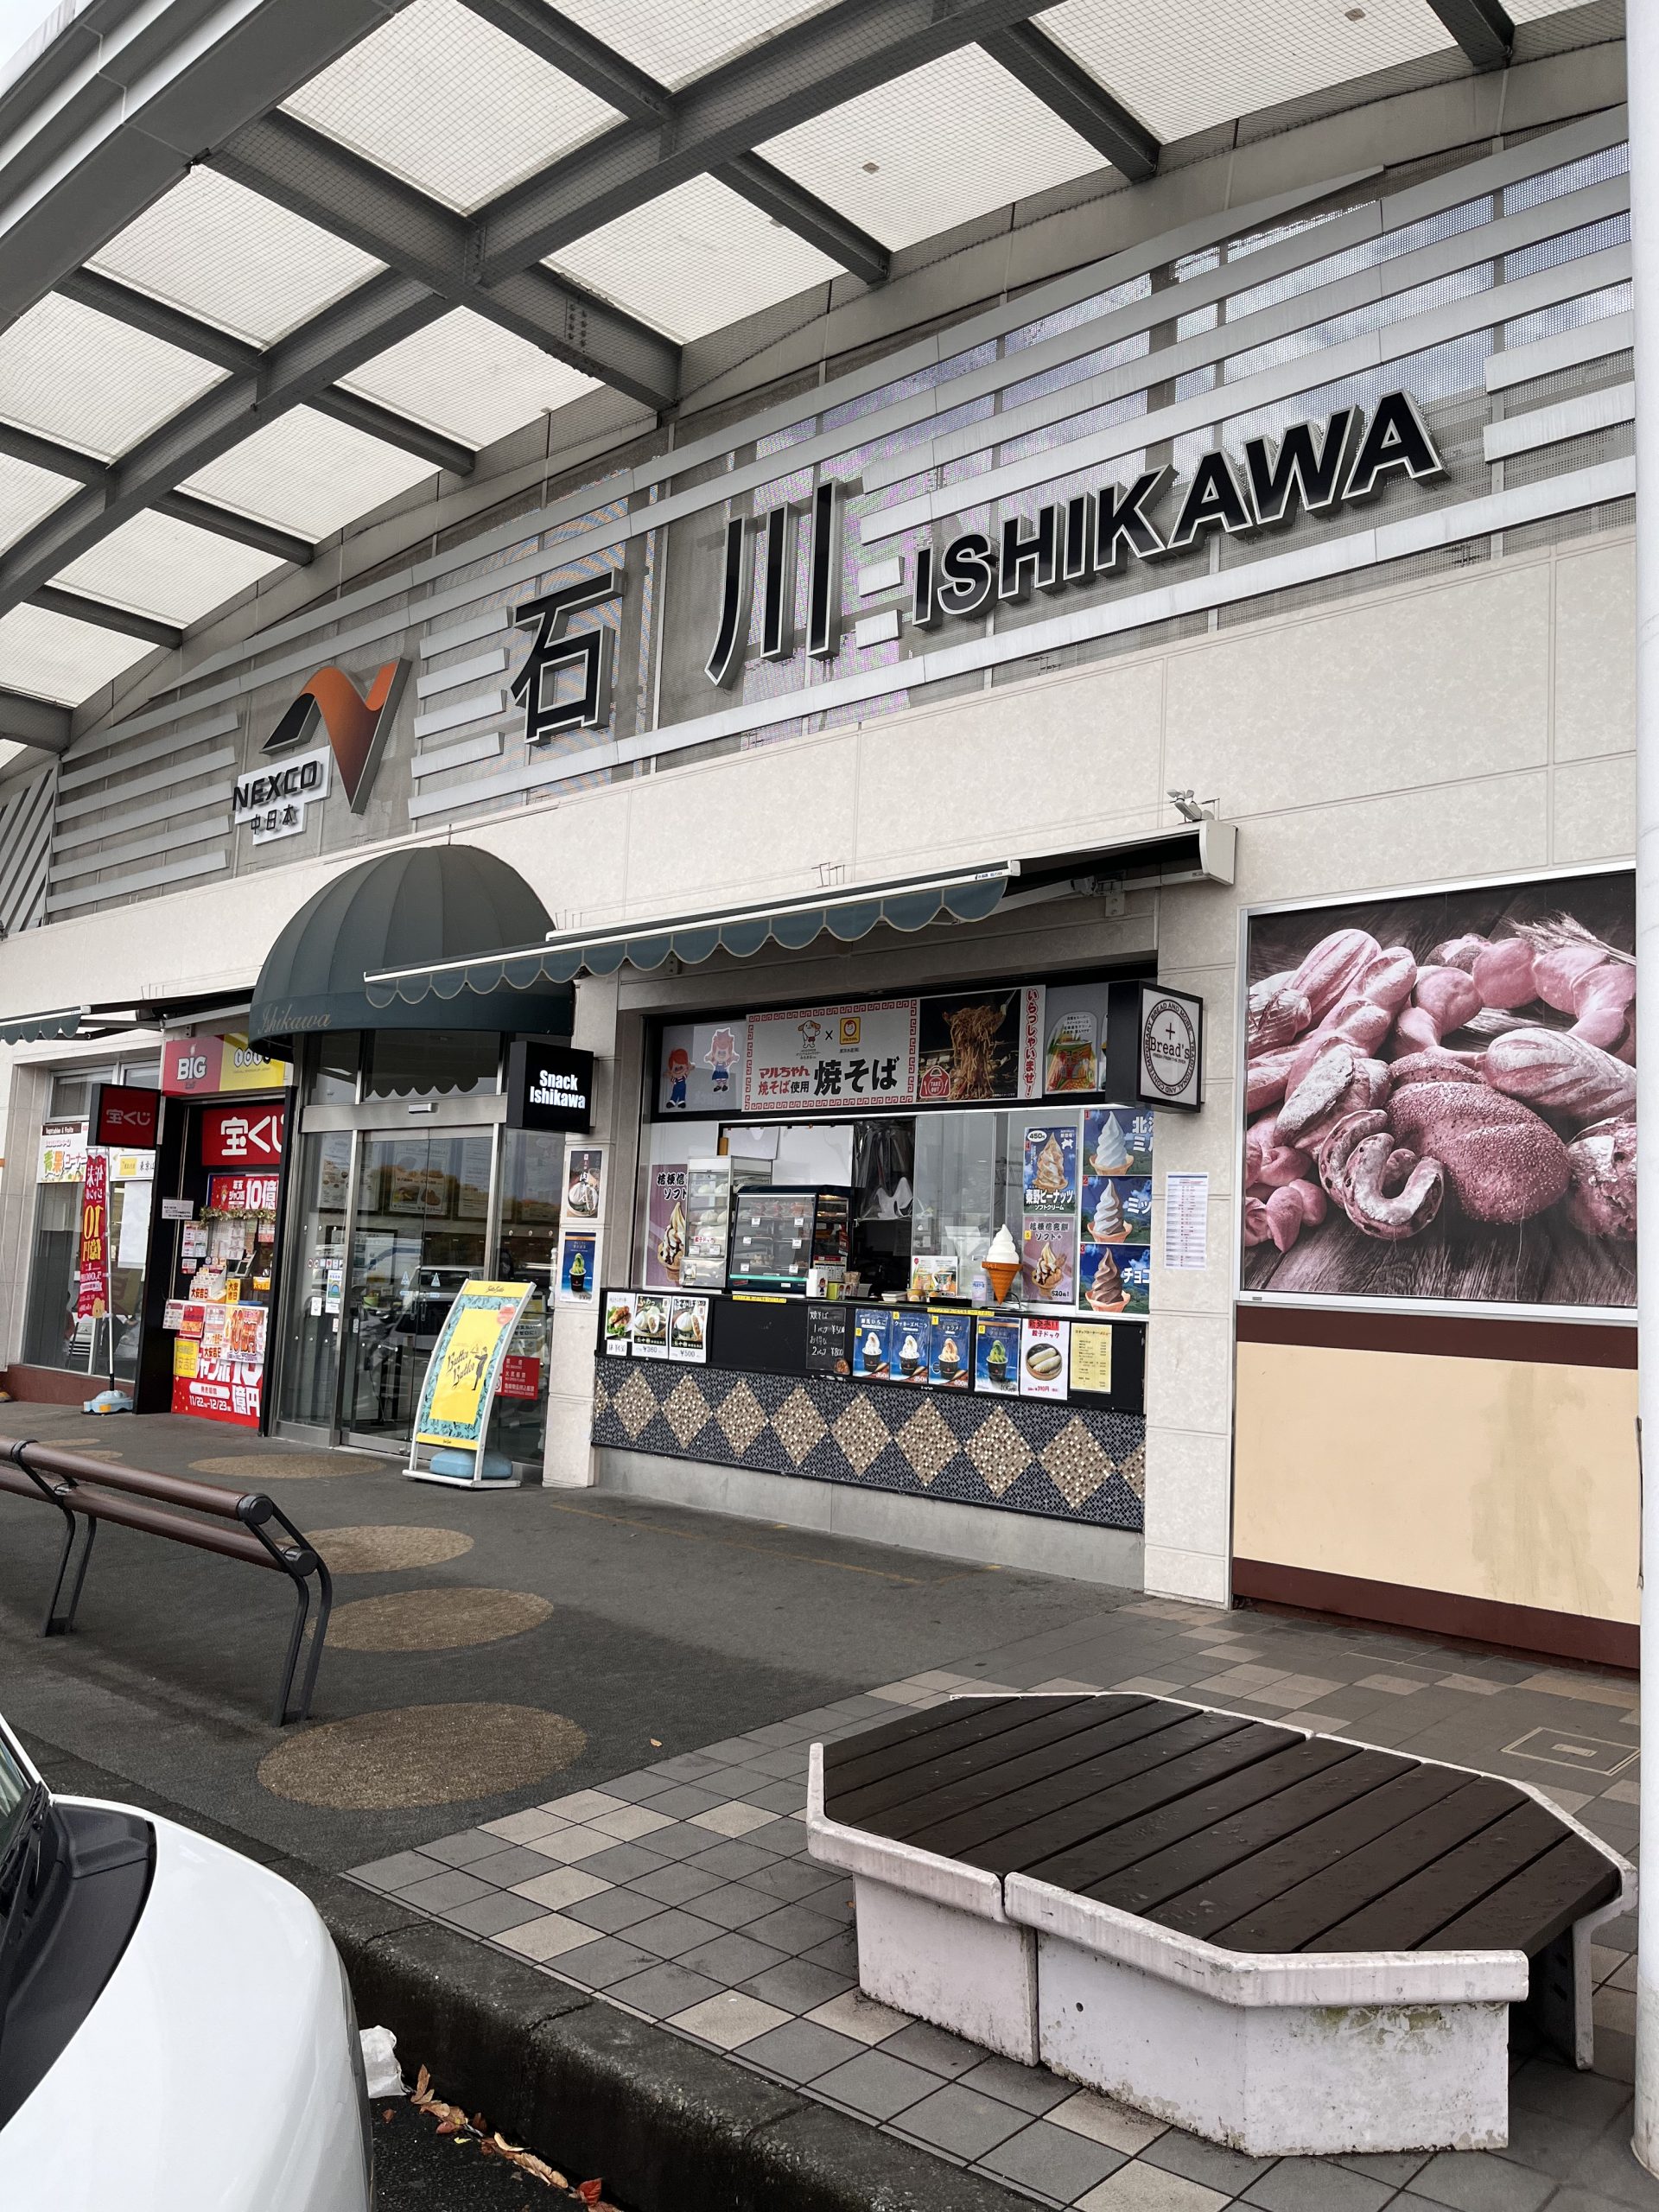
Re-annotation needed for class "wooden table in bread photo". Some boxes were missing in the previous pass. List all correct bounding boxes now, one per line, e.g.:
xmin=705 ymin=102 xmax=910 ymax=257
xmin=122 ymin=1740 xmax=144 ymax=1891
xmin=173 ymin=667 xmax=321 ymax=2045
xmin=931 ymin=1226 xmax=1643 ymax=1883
xmin=1242 ymin=870 xmax=1634 ymax=1311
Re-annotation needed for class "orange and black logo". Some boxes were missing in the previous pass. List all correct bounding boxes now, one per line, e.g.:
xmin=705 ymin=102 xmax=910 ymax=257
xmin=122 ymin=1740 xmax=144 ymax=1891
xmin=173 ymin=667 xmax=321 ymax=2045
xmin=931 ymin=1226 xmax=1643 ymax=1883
xmin=262 ymin=659 xmax=408 ymax=813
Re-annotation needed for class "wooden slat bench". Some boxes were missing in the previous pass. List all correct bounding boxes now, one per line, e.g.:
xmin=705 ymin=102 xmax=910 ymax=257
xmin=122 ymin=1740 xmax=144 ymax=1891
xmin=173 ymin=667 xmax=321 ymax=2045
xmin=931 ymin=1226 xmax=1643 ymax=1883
xmin=805 ymin=1694 xmax=1632 ymax=2156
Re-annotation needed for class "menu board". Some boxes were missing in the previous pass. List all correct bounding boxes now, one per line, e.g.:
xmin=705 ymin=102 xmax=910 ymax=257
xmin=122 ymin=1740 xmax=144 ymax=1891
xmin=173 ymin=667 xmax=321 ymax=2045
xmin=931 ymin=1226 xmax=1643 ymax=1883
xmin=889 ymin=1307 xmax=931 ymax=1383
xmin=667 ymin=1294 xmax=710 ymax=1363
xmin=632 ymin=1292 xmax=670 ymax=1357
xmin=974 ymin=1316 xmax=1020 ymax=1394
xmin=927 ymin=1311 xmax=972 ymax=1389
xmin=1020 ymin=1318 xmax=1070 ymax=1401
xmin=603 ymin=1289 xmax=634 ymax=1354
xmin=1069 ymin=1322 xmax=1115 ymax=1395
xmin=805 ymin=1305 xmax=849 ymax=1376
xmin=852 ymin=1306 xmax=892 ymax=1379
xmin=745 ymin=1000 xmax=919 ymax=1114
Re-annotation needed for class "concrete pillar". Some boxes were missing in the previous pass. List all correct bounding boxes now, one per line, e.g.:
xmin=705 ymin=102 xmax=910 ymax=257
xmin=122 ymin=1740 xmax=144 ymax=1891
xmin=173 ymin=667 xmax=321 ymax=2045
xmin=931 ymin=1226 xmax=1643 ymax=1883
xmin=539 ymin=976 xmax=644 ymax=1487
xmin=1629 ymin=5 xmax=1659 ymax=2170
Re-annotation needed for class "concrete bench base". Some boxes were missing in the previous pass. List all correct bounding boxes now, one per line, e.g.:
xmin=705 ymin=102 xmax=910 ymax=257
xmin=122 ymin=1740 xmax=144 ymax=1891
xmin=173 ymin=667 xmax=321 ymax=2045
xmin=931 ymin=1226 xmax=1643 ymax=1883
xmin=807 ymin=1713 xmax=1634 ymax=2157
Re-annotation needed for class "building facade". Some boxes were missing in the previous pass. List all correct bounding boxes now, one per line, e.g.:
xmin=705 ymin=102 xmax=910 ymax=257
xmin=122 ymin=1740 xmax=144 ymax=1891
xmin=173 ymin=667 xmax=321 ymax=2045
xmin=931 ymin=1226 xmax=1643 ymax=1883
xmin=0 ymin=41 xmax=1636 ymax=1663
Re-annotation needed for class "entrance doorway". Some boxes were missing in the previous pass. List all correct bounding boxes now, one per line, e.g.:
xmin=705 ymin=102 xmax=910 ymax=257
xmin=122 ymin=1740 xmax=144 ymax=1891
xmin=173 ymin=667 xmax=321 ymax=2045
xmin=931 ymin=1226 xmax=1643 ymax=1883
xmin=274 ymin=1084 xmax=563 ymax=1465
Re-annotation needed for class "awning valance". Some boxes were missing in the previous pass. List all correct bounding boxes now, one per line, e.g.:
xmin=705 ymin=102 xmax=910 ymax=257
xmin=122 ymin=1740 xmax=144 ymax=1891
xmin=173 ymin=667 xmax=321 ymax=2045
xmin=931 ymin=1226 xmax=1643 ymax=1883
xmin=365 ymin=823 xmax=1235 ymax=1010
xmin=0 ymin=1005 xmax=92 ymax=1045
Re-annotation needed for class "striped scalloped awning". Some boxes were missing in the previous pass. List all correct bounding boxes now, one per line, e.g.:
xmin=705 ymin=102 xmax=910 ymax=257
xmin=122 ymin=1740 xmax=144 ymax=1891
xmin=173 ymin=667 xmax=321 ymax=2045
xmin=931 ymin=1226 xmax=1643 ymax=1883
xmin=365 ymin=862 xmax=1016 ymax=1008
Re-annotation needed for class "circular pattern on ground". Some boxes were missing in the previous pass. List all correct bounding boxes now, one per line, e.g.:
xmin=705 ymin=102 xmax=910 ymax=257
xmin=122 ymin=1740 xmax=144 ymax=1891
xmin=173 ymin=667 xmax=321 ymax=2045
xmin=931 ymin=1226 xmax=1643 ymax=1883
xmin=309 ymin=1524 xmax=474 ymax=1574
xmin=191 ymin=1451 xmax=386 ymax=1481
xmin=327 ymin=1586 xmax=552 ymax=1651
xmin=257 ymin=1702 xmax=585 ymax=1809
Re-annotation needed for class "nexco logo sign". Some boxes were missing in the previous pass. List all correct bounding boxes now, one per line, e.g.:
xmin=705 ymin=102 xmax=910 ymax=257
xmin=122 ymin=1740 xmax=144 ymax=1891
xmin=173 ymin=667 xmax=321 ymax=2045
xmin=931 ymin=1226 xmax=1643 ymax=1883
xmin=233 ymin=660 xmax=409 ymax=845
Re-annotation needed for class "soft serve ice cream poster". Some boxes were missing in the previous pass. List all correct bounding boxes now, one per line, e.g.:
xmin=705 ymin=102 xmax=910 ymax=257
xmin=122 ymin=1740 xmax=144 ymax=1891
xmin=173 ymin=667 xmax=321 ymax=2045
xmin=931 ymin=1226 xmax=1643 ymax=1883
xmin=1021 ymin=1216 xmax=1075 ymax=1305
xmin=1084 ymin=1107 xmax=1152 ymax=1179
xmin=1023 ymin=1124 xmax=1077 ymax=1211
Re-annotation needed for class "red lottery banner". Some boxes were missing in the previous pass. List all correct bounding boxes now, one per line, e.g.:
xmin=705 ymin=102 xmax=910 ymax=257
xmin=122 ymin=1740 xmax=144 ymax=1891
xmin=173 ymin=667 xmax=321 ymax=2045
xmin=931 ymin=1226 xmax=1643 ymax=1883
xmin=207 ymin=1173 xmax=280 ymax=1215
xmin=76 ymin=1150 xmax=110 ymax=1321
xmin=201 ymin=1103 xmax=286 ymax=1167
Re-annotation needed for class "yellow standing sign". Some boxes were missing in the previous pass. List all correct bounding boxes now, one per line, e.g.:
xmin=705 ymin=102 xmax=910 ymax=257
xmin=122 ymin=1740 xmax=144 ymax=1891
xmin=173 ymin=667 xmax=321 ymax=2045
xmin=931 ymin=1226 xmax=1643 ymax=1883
xmin=410 ymin=1280 xmax=536 ymax=1480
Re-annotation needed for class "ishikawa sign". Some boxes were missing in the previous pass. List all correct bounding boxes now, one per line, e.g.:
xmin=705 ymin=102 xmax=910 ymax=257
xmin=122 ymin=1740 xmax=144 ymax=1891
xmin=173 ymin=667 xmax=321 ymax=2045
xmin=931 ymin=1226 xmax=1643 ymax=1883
xmin=703 ymin=391 xmax=1444 ymax=679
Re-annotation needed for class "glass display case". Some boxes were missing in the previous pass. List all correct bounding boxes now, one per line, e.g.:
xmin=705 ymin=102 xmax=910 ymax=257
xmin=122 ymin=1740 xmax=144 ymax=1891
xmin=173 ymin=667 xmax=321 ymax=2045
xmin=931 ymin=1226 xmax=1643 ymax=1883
xmin=678 ymin=1155 xmax=772 ymax=1290
xmin=728 ymin=1186 xmax=852 ymax=1294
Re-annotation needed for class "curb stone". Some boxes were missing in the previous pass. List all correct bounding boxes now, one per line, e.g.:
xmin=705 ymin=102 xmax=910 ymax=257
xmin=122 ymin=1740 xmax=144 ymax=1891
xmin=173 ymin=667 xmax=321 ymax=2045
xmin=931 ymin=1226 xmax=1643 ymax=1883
xmin=30 ymin=1741 xmax=1034 ymax=2212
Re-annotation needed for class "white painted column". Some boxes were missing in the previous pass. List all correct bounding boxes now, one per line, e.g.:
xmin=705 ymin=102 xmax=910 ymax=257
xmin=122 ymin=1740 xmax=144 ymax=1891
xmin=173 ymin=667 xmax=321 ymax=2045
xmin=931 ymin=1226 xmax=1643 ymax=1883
xmin=1629 ymin=3 xmax=1659 ymax=2172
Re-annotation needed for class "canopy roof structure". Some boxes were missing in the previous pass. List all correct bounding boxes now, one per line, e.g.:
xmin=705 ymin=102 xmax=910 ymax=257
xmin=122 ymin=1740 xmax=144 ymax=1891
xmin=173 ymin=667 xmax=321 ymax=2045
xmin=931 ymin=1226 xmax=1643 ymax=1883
xmin=0 ymin=0 xmax=1609 ymax=756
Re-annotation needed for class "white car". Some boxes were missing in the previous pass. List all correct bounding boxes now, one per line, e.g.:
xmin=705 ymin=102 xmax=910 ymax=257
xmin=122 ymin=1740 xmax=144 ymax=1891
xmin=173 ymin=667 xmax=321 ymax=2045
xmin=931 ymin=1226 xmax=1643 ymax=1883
xmin=0 ymin=1719 xmax=372 ymax=2209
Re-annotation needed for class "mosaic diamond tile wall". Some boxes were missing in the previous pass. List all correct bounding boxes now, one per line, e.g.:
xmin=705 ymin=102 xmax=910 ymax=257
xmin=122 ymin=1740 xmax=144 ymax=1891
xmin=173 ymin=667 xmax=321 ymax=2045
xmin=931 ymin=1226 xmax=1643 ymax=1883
xmin=591 ymin=1360 xmax=1145 ymax=1530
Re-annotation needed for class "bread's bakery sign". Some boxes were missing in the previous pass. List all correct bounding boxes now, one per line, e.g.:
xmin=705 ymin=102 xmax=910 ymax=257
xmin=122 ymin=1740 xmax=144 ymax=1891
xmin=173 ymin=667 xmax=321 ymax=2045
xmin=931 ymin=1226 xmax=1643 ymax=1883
xmin=706 ymin=392 xmax=1442 ymax=678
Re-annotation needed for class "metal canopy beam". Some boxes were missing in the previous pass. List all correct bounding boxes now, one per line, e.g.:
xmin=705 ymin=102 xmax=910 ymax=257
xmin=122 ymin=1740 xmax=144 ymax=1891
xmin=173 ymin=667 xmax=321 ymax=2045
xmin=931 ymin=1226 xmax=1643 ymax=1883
xmin=0 ymin=270 xmax=445 ymax=607
xmin=153 ymin=492 xmax=315 ymax=569
xmin=478 ymin=0 xmax=1063 ymax=277
xmin=59 ymin=266 xmax=477 ymax=474
xmin=0 ymin=417 xmax=316 ymax=566
xmin=213 ymin=113 xmax=681 ymax=410
xmin=456 ymin=0 xmax=891 ymax=285
xmin=0 ymin=690 xmax=71 ymax=753
xmin=29 ymin=584 xmax=181 ymax=651
xmin=1426 ymin=0 xmax=1514 ymax=71
xmin=981 ymin=22 xmax=1160 ymax=182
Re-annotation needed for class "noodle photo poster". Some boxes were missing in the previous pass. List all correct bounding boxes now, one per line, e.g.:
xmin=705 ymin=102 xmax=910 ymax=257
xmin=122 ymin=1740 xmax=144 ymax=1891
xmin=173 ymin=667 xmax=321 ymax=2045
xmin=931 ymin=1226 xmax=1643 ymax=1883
xmin=1243 ymin=870 xmax=1635 ymax=1310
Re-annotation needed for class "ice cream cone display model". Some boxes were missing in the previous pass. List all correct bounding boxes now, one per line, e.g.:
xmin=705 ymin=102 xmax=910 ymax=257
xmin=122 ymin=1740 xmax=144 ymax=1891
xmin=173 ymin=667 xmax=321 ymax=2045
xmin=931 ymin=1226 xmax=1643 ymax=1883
xmin=1088 ymin=1248 xmax=1128 ymax=1313
xmin=1090 ymin=1182 xmax=1125 ymax=1242
xmin=983 ymin=1223 xmax=1020 ymax=1302
xmin=1092 ymin=1113 xmax=1131 ymax=1174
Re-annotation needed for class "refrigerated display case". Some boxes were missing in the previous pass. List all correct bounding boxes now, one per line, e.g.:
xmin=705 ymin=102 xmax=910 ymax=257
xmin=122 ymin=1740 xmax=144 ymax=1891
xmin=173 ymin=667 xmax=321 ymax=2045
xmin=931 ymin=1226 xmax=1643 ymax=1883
xmin=728 ymin=1187 xmax=852 ymax=1294
xmin=678 ymin=1156 xmax=772 ymax=1290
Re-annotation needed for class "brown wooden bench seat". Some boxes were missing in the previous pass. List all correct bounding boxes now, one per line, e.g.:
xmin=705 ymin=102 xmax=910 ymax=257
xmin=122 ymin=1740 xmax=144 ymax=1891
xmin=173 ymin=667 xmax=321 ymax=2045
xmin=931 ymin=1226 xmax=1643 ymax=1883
xmin=807 ymin=1694 xmax=1631 ymax=2156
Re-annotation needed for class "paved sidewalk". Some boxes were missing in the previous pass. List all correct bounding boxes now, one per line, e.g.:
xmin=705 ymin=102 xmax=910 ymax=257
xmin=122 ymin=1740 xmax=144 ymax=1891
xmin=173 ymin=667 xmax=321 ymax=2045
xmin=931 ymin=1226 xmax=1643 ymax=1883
xmin=349 ymin=1592 xmax=1654 ymax=2212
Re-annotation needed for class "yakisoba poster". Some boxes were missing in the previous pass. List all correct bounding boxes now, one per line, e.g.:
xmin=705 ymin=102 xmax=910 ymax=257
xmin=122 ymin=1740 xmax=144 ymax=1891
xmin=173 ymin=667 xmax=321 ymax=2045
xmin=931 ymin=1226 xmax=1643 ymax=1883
xmin=1243 ymin=871 xmax=1634 ymax=1310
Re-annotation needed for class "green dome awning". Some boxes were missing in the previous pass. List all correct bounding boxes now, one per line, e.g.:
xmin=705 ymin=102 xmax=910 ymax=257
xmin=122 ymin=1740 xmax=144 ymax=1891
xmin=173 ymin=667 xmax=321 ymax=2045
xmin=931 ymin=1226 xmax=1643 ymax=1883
xmin=249 ymin=846 xmax=572 ymax=1054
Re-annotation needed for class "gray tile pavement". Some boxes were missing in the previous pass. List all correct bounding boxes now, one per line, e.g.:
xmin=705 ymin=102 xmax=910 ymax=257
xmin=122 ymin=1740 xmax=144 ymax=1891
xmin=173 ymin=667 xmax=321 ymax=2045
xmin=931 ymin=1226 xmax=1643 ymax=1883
xmin=348 ymin=1590 xmax=1653 ymax=2210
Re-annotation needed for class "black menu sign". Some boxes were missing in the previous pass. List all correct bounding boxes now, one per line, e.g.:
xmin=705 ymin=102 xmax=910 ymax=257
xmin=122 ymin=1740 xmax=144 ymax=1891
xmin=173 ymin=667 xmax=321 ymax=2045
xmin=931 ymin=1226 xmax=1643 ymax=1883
xmin=805 ymin=1304 xmax=849 ymax=1376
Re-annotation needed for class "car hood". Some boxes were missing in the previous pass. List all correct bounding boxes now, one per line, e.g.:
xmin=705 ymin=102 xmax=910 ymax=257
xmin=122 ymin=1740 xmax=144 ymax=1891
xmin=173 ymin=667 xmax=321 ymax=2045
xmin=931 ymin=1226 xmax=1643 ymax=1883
xmin=0 ymin=1801 xmax=365 ymax=2212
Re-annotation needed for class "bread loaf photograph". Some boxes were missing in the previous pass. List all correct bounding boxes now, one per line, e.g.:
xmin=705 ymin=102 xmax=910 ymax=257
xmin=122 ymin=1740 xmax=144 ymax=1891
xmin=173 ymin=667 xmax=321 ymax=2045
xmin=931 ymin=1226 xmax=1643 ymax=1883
xmin=1242 ymin=872 xmax=1634 ymax=1309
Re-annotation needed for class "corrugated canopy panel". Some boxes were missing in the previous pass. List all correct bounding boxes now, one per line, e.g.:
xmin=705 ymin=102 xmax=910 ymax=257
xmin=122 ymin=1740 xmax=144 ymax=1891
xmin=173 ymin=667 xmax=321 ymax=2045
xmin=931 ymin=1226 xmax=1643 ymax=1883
xmin=0 ymin=295 xmax=224 ymax=461
xmin=1039 ymin=0 xmax=1453 ymax=143
xmin=283 ymin=0 xmax=622 ymax=215
xmin=341 ymin=308 xmax=601 ymax=448
xmin=365 ymin=864 xmax=1017 ymax=1006
xmin=0 ymin=603 xmax=153 ymax=704
xmin=54 ymin=510 xmax=283 ymax=626
xmin=87 ymin=168 xmax=387 ymax=346
xmin=0 ymin=452 xmax=74 ymax=554
xmin=559 ymin=0 xmax=838 ymax=90
xmin=756 ymin=47 xmax=1107 ymax=251
xmin=180 ymin=406 xmax=438 ymax=541
xmin=548 ymin=175 xmax=842 ymax=344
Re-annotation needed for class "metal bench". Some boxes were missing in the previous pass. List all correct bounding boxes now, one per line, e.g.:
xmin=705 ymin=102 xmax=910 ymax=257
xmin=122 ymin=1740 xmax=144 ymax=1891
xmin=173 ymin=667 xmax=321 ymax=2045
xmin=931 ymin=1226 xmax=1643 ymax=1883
xmin=0 ymin=1438 xmax=333 ymax=1726
xmin=805 ymin=1694 xmax=1632 ymax=2156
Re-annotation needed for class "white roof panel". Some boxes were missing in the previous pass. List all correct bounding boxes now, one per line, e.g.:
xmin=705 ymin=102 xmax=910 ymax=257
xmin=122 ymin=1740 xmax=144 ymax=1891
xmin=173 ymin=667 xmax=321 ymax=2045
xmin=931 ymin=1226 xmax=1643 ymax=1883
xmin=87 ymin=168 xmax=385 ymax=346
xmin=557 ymin=0 xmax=836 ymax=92
xmin=1039 ymin=0 xmax=1452 ymax=143
xmin=283 ymin=0 xmax=622 ymax=215
xmin=758 ymin=47 xmax=1106 ymax=251
xmin=54 ymin=511 xmax=283 ymax=626
xmin=0 ymin=295 xmax=224 ymax=461
xmin=549 ymin=174 xmax=840 ymax=343
xmin=0 ymin=602 xmax=152 ymax=706
xmin=0 ymin=453 xmax=73 ymax=554
xmin=180 ymin=405 xmax=437 ymax=539
xmin=342 ymin=308 xmax=600 ymax=448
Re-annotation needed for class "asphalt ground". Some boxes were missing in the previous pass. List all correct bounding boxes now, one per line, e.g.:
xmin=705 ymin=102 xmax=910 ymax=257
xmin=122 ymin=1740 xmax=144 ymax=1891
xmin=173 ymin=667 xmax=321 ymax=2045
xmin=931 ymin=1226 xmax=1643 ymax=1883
xmin=0 ymin=1405 xmax=1106 ymax=1867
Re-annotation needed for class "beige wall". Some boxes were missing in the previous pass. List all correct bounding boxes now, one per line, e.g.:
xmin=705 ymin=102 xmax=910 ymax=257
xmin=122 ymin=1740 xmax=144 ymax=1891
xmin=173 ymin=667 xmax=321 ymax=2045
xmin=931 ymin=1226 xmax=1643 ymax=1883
xmin=1235 ymin=1340 xmax=1639 ymax=1627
